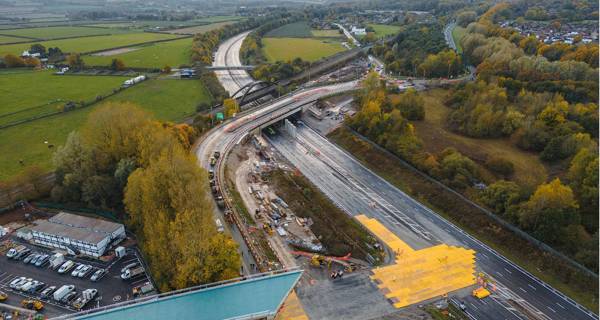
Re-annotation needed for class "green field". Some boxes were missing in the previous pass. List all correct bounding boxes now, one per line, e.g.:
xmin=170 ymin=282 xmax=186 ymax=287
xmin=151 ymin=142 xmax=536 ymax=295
xmin=452 ymin=26 xmax=466 ymax=53
xmin=265 ymin=21 xmax=312 ymax=38
xmin=262 ymin=37 xmax=345 ymax=62
xmin=85 ymin=37 xmax=192 ymax=68
xmin=311 ymin=29 xmax=343 ymax=38
xmin=0 ymin=35 xmax=27 ymax=44
xmin=0 ymin=26 xmax=126 ymax=40
xmin=104 ymin=78 xmax=210 ymax=121
xmin=167 ymin=21 xmax=237 ymax=35
xmin=0 ymin=73 xmax=211 ymax=180
xmin=86 ymin=16 xmax=243 ymax=30
xmin=368 ymin=24 xmax=401 ymax=38
xmin=0 ymin=32 xmax=182 ymax=55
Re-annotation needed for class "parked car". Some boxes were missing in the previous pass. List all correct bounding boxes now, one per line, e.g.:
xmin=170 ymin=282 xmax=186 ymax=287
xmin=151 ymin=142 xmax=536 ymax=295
xmin=6 ymin=246 xmax=26 ymax=258
xmin=18 ymin=280 xmax=34 ymax=291
xmin=58 ymin=261 xmax=75 ymax=274
xmin=23 ymin=253 xmax=38 ymax=264
xmin=40 ymin=286 xmax=56 ymax=299
xmin=71 ymin=264 xmax=84 ymax=277
xmin=14 ymin=249 xmax=31 ymax=260
xmin=35 ymin=255 xmax=50 ymax=267
xmin=90 ymin=269 xmax=107 ymax=282
xmin=9 ymin=277 xmax=26 ymax=289
xmin=77 ymin=265 xmax=92 ymax=278
xmin=27 ymin=281 xmax=45 ymax=293
xmin=120 ymin=262 xmax=139 ymax=274
xmin=60 ymin=291 xmax=77 ymax=303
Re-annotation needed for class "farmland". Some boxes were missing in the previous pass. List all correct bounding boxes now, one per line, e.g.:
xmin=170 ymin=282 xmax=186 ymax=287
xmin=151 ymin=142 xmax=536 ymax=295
xmin=262 ymin=37 xmax=345 ymax=62
xmin=0 ymin=32 xmax=182 ymax=55
xmin=86 ymin=37 xmax=192 ymax=68
xmin=262 ymin=21 xmax=346 ymax=62
xmin=0 ymin=72 xmax=211 ymax=180
xmin=368 ymin=24 xmax=401 ymax=38
xmin=265 ymin=21 xmax=313 ymax=37
xmin=0 ymin=35 xmax=27 ymax=44
xmin=0 ymin=26 xmax=127 ymax=40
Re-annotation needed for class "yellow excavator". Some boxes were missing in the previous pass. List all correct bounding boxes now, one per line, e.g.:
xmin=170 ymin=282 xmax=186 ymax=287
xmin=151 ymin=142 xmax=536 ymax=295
xmin=21 ymin=299 xmax=44 ymax=311
xmin=0 ymin=291 xmax=7 ymax=301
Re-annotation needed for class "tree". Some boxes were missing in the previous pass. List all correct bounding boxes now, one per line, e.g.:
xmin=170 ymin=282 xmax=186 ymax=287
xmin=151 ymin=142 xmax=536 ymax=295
xmin=223 ymin=98 xmax=239 ymax=118
xmin=110 ymin=58 xmax=126 ymax=71
xmin=480 ymin=180 xmax=521 ymax=214
xmin=66 ymin=53 xmax=85 ymax=69
xmin=29 ymin=44 xmax=46 ymax=55
xmin=519 ymin=36 xmax=539 ymax=55
xmin=392 ymin=88 xmax=425 ymax=120
xmin=124 ymin=144 xmax=239 ymax=290
xmin=52 ymin=132 xmax=96 ymax=202
xmin=48 ymin=47 xmax=63 ymax=59
xmin=3 ymin=54 xmax=25 ymax=67
xmin=162 ymin=65 xmax=171 ymax=74
xmin=567 ymin=148 xmax=599 ymax=231
xmin=519 ymin=179 xmax=579 ymax=244
xmin=456 ymin=11 xmax=477 ymax=27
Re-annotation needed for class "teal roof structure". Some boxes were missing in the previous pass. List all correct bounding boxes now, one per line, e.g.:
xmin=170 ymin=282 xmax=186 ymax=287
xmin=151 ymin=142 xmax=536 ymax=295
xmin=59 ymin=270 xmax=302 ymax=320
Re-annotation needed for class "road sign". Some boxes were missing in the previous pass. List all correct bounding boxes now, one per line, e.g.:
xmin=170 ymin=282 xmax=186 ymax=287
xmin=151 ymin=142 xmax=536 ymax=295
xmin=216 ymin=112 xmax=224 ymax=121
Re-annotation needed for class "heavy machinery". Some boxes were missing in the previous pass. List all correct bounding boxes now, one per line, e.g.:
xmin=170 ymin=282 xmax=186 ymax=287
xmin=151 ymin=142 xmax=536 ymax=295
xmin=0 ymin=290 xmax=7 ymax=301
xmin=21 ymin=299 xmax=44 ymax=311
xmin=472 ymin=287 xmax=490 ymax=299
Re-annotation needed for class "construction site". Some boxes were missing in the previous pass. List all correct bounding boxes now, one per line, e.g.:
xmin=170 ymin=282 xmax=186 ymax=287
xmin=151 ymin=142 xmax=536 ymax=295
xmin=216 ymin=121 xmax=484 ymax=320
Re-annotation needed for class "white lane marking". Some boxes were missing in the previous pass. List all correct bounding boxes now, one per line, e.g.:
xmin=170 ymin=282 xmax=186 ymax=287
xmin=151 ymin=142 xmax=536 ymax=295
xmin=527 ymin=284 xmax=537 ymax=291
xmin=504 ymin=267 xmax=512 ymax=274
xmin=556 ymin=303 xmax=566 ymax=309
xmin=495 ymin=271 xmax=503 ymax=277
xmin=547 ymin=306 xmax=557 ymax=313
xmin=519 ymin=287 xmax=527 ymax=293
xmin=470 ymin=303 xmax=479 ymax=310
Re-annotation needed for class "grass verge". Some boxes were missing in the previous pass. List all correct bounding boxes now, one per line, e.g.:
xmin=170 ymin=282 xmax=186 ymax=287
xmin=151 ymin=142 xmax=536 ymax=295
xmin=328 ymin=126 xmax=598 ymax=311
xmin=262 ymin=37 xmax=345 ymax=62
xmin=265 ymin=169 xmax=383 ymax=262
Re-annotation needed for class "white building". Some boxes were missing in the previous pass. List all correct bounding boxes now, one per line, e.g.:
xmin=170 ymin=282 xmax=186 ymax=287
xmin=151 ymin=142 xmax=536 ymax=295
xmin=30 ymin=212 xmax=125 ymax=258
xmin=351 ymin=26 xmax=367 ymax=36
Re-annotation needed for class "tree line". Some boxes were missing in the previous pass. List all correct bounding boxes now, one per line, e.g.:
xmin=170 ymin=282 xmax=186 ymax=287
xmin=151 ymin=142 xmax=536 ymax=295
xmin=371 ymin=23 xmax=464 ymax=78
xmin=51 ymin=102 xmax=240 ymax=290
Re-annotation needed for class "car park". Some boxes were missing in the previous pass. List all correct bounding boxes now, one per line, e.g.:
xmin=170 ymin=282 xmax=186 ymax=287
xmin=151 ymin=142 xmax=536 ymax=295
xmin=90 ymin=269 xmax=107 ymax=282
xmin=16 ymin=278 xmax=33 ymax=291
xmin=30 ymin=254 xmax=44 ymax=265
xmin=61 ymin=291 xmax=77 ymax=303
xmin=120 ymin=262 xmax=139 ymax=274
xmin=6 ymin=245 xmax=26 ymax=259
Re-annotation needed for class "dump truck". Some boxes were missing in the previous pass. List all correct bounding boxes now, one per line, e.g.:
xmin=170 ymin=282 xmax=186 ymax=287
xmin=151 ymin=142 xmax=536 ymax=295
xmin=121 ymin=266 xmax=145 ymax=280
xmin=472 ymin=287 xmax=490 ymax=299
xmin=21 ymin=299 xmax=44 ymax=311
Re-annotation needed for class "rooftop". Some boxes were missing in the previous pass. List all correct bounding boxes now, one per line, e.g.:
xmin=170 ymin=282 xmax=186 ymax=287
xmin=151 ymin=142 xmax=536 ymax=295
xmin=55 ymin=270 xmax=302 ymax=320
xmin=49 ymin=212 xmax=123 ymax=235
xmin=30 ymin=212 xmax=124 ymax=245
xmin=31 ymin=220 xmax=107 ymax=244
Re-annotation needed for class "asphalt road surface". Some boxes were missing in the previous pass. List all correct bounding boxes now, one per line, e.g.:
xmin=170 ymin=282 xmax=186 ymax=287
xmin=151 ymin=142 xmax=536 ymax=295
xmin=212 ymin=31 xmax=254 ymax=95
xmin=267 ymin=124 xmax=597 ymax=320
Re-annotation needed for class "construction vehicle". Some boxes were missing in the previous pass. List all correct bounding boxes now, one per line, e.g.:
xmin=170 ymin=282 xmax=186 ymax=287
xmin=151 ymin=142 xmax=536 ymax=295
xmin=472 ymin=287 xmax=490 ymax=299
xmin=0 ymin=291 xmax=7 ymax=301
xmin=132 ymin=282 xmax=154 ymax=297
xmin=121 ymin=266 xmax=145 ymax=280
xmin=21 ymin=299 xmax=44 ymax=311
xmin=72 ymin=288 xmax=97 ymax=310
xmin=263 ymin=223 xmax=273 ymax=236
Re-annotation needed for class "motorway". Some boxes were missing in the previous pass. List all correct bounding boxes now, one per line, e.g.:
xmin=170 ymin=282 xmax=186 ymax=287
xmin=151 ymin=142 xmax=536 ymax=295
xmin=199 ymin=31 xmax=597 ymax=320
xmin=266 ymin=125 xmax=597 ymax=320
xmin=212 ymin=31 xmax=254 ymax=95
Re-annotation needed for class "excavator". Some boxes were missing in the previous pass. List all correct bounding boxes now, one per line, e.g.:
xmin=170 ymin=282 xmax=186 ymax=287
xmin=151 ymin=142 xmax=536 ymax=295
xmin=0 ymin=291 xmax=7 ymax=302
xmin=291 ymin=250 xmax=353 ymax=270
xmin=21 ymin=299 xmax=44 ymax=311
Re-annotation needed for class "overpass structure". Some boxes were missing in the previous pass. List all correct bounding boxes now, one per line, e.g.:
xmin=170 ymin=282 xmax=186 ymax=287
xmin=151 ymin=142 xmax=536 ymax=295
xmin=206 ymin=65 xmax=255 ymax=71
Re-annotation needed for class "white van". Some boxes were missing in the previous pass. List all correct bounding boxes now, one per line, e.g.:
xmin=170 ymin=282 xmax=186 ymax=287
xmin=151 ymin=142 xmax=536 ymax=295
xmin=215 ymin=219 xmax=224 ymax=233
